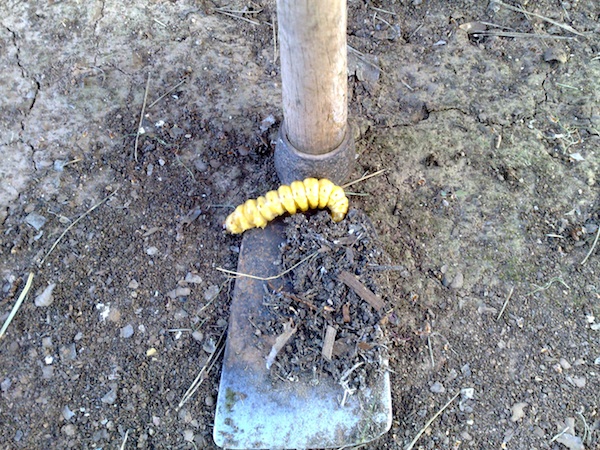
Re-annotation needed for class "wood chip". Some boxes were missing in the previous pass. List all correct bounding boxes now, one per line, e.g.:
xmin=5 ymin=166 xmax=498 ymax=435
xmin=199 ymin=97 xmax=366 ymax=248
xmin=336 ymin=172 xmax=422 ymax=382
xmin=266 ymin=319 xmax=297 ymax=369
xmin=342 ymin=303 xmax=351 ymax=323
xmin=321 ymin=326 xmax=337 ymax=361
xmin=338 ymin=270 xmax=385 ymax=312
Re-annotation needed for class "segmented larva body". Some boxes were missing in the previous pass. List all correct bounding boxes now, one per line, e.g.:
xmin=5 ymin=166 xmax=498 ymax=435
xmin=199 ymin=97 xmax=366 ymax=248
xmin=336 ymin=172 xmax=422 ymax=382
xmin=225 ymin=178 xmax=349 ymax=234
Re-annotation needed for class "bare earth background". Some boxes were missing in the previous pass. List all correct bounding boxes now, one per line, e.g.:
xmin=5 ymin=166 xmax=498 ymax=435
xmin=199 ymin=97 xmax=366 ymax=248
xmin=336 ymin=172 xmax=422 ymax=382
xmin=1 ymin=0 xmax=599 ymax=449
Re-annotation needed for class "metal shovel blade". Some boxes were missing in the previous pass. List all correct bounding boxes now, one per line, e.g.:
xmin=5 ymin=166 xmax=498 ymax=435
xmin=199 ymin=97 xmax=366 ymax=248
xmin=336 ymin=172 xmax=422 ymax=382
xmin=213 ymin=220 xmax=392 ymax=449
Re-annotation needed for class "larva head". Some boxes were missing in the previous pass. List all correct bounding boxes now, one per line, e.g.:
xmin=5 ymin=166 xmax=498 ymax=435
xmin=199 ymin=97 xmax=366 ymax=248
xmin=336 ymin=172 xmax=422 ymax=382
xmin=327 ymin=186 xmax=347 ymax=209
xmin=303 ymin=178 xmax=320 ymax=209
xmin=317 ymin=179 xmax=335 ymax=209
xmin=290 ymin=180 xmax=309 ymax=212
xmin=277 ymin=185 xmax=297 ymax=215
xmin=225 ymin=205 xmax=251 ymax=234
xmin=244 ymin=199 xmax=268 ymax=229
xmin=264 ymin=190 xmax=286 ymax=216
xmin=330 ymin=197 xmax=349 ymax=222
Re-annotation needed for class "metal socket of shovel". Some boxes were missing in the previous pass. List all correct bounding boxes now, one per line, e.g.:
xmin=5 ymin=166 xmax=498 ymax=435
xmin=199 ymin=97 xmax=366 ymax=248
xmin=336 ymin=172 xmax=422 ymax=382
xmin=213 ymin=1 xmax=392 ymax=448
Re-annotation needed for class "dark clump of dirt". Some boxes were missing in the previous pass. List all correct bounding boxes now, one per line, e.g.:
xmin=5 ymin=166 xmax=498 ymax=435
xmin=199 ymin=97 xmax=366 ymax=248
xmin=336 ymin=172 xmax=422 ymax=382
xmin=256 ymin=209 xmax=391 ymax=392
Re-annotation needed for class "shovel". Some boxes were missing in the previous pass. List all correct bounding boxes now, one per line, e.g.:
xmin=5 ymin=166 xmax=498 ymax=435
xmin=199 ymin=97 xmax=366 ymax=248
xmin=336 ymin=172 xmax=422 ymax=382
xmin=213 ymin=1 xmax=392 ymax=448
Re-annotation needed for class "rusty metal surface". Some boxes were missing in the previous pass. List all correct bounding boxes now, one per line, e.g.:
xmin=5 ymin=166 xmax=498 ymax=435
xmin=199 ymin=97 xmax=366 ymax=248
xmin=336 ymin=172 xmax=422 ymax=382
xmin=213 ymin=220 xmax=392 ymax=449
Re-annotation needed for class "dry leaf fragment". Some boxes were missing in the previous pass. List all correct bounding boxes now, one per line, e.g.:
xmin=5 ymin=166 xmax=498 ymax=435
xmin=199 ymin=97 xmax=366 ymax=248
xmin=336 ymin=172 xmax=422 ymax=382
xmin=265 ymin=319 xmax=297 ymax=369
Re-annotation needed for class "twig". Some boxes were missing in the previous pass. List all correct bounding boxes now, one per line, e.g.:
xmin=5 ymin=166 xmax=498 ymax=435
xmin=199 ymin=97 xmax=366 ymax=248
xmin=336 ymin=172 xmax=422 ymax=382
xmin=215 ymin=10 xmax=260 ymax=25
xmin=480 ymin=31 xmax=575 ymax=40
xmin=581 ymin=224 xmax=600 ymax=265
xmin=178 ymin=329 xmax=226 ymax=409
xmin=496 ymin=286 xmax=515 ymax=321
xmin=39 ymin=189 xmax=119 ymax=265
xmin=549 ymin=427 xmax=570 ymax=443
xmin=493 ymin=0 xmax=585 ymax=36
xmin=134 ymin=73 xmax=151 ymax=162
xmin=0 ymin=272 xmax=34 ymax=339
xmin=427 ymin=335 xmax=434 ymax=368
xmin=216 ymin=251 xmax=318 ymax=281
xmin=370 ymin=6 xmax=396 ymax=15
xmin=341 ymin=169 xmax=387 ymax=189
xmin=405 ymin=390 xmax=461 ymax=450
xmin=119 ymin=429 xmax=130 ymax=450
xmin=148 ymin=78 xmax=186 ymax=109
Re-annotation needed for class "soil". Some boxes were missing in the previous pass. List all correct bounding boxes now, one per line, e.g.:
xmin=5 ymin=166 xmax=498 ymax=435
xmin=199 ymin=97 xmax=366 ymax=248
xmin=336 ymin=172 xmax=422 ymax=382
xmin=1 ymin=1 xmax=599 ymax=449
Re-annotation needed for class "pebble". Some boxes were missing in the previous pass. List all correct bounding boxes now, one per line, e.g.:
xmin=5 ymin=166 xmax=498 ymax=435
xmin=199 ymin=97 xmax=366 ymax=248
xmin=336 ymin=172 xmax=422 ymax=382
xmin=59 ymin=343 xmax=77 ymax=361
xmin=566 ymin=376 xmax=586 ymax=388
xmin=559 ymin=358 xmax=571 ymax=370
xmin=146 ymin=246 xmax=159 ymax=256
xmin=450 ymin=272 xmax=464 ymax=289
xmin=167 ymin=287 xmax=190 ymax=299
xmin=461 ymin=387 xmax=475 ymax=400
xmin=62 ymin=405 xmax=75 ymax=420
xmin=183 ymin=429 xmax=194 ymax=442
xmin=146 ymin=347 xmax=157 ymax=357
xmin=556 ymin=433 xmax=584 ymax=450
xmin=184 ymin=273 xmax=203 ymax=284
xmin=120 ymin=324 xmax=134 ymax=339
xmin=203 ymin=285 xmax=220 ymax=301
xmin=128 ymin=280 xmax=139 ymax=289
xmin=101 ymin=388 xmax=117 ymax=404
xmin=62 ymin=424 xmax=77 ymax=437
xmin=25 ymin=212 xmax=47 ymax=230
xmin=510 ymin=402 xmax=528 ymax=422
xmin=42 ymin=336 xmax=53 ymax=348
xmin=1 ymin=378 xmax=12 ymax=392
xmin=461 ymin=363 xmax=472 ymax=377
xmin=35 ymin=283 xmax=56 ymax=307
xmin=192 ymin=330 xmax=204 ymax=342
xmin=430 ymin=381 xmax=446 ymax=393
xmin=205 ymin=395 xmax=215 ymax=407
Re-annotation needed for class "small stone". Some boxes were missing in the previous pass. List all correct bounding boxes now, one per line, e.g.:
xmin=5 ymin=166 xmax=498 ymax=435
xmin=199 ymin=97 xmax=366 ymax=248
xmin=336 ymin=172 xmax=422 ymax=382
xmin=146 ymin=347 xmax=157 ymax=357
xmin=559 ymin=358 xmax=572 ymax=370
xmin=544 ymin=47 xmax=568 ymax=64
xmin=430 ymin=381 xmax=446 ymax=393
xmin=450 ymin=272 xmax=464 ymax=289
xmin=62 ymin=424 xmax=77 ymax=437
xmin=510 ymin=402 xmax=528 ymax=422
xmin=192 ymin=330 xmax=204 ymax=342
xmin=62 ymin=405 xmax=75 ymax=420
xmin=101 ymin=388 xmax=117 ymax=405
xmin=567 ymin=376 xmax=586 ymax=388
xmin=167 ymin=287 xmax=191 ymax=299
xmin=205 ymin=395 xmax=215 ymax=407
xmin=183 ymin=429 xmax=194 ymax=442
xmin=204 ymin=285 xmax=220 ymax=301
xmin=556 ymin=433 xmax=584 ymax=450
xmin=42 ymin=336 xmax=53 ymax=348
xmin=203 ymin=338 xmax=216 ymax=354
xmin=25 ymin=212 xmax=47 ymax=230
xmin=41 ymin=365 xmax=54 ymax=379
xmin=461 ymin=387 xmax=475 ymax=400
xmin=128 ymin=280 xmax=139 ymax=289
xmin=59 ymin=343 xmax=77 ymax=361
xmin=461 ymin=363 xmax=472 ymax=377
xmin=1 ymin=378 xmax=12 ymax=392
xmin=120 ymin=324 xmax=134 ymax=339
xmin=35 ymin=283 xmax=56 ymax=307
xmin=184 ymin=273 xmax=203 ymax=284
xmin=146 ymin=246 xmax=159 ymax=256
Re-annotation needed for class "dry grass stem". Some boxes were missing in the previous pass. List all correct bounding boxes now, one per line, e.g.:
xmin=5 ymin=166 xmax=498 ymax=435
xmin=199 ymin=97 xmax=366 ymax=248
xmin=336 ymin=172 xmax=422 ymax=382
xmin=119 ymin=429 xmax=130 ymax=450
xmin=581 ymin=224 xmax=600 ymax=265
xmin=370 ymin=6 xmax=396 ymax=15
xmin=134 ymin=73 xmax=151 ymax=162
xmin=496 ymin=286 xmax=515 ymax=321
xmin=405 ymin=391 xmax=461 ymax=450
xmin=148 ymin=78 xmax=186 ymax=109
xmin=527 ymin=277 xmax=570 ymax=296
xmin=216 ymin=251 xmax=318 ymax=281
xmin=481 ymin=31 xmax=575 ymax=39
xmin=39 ymin=189 xmax=119 ymax=265
xmin=341 ymin=168 xmax=387 ymax=189
xmin=178 ymin=329 xmax=226 ymax=409
xmin=215 ymin=9 xmax=260 ymax=25
xmin=0 ymin=272 xmax=34 ymax=339
xmin=493 ymin=0 xmax=585 ymax=36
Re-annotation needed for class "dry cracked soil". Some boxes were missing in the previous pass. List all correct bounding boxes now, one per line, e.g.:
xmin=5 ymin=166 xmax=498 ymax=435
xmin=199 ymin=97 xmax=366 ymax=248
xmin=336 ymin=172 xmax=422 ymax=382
xmin=1 ymin=0 xmax=600 ymax=449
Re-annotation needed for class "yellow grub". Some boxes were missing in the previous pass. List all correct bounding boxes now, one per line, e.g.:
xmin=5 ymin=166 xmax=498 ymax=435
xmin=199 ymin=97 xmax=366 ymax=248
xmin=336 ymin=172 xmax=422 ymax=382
xmin=304 ymin=178 xmax=320 ymax=209
xmin=290 ymin=181 xmax=309 ymax=212
xmin=277 ymin=185 xmax=297 ymax=215
xmin=224 ymin=178 xmax=349 ymax=234
xmin=317 ymin=179 xmax=334 ymax=209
